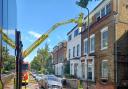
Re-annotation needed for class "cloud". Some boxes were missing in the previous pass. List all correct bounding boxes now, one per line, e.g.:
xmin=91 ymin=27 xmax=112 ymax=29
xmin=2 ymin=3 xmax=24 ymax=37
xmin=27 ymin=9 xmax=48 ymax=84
xmin=28 ymin=31 xmax=41 ymax=39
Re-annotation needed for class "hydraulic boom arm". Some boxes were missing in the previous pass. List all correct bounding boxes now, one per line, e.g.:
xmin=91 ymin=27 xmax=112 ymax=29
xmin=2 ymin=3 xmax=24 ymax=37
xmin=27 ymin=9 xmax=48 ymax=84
xmin=1 ymin=13 xmax=84 ymax=58
xmin=23 ymin=13 xmax=84 ymax=58
xmin=0 ymin=29 xmax=15 ymax=48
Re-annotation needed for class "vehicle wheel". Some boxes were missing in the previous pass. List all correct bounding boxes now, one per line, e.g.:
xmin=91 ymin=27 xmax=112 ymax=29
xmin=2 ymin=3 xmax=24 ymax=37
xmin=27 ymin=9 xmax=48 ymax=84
xmin=41 ymin=86 xmax=45 ymax=89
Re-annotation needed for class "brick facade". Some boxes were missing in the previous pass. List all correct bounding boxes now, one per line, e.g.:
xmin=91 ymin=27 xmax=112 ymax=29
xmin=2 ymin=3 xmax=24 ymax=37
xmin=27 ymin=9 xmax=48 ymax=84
xmin=52 ymin=41 xmax=67 ymax=76
xmin=81 ymin=0 xmax=128 ymax=89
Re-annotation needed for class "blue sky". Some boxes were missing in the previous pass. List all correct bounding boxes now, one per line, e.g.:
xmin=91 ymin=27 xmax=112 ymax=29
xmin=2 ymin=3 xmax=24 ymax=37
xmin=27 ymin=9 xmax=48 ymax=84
xmin=16 ymin=0 xmax=102 ymax=62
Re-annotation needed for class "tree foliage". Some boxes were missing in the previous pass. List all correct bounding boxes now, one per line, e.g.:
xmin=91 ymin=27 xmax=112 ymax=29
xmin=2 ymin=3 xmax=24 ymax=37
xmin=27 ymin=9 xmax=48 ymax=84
xmin=76 ymin=0 xmax=89 ymax=8
xmin=1 ymin=46 xmax=15 ymax=73
xmin=31 ymin=43 xmax=54 ymax=74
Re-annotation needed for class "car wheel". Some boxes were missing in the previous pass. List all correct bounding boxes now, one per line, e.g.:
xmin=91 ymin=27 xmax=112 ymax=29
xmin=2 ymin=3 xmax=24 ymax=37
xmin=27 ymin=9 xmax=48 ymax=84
xmin=41 ymin=86 xmax=45 ymax=89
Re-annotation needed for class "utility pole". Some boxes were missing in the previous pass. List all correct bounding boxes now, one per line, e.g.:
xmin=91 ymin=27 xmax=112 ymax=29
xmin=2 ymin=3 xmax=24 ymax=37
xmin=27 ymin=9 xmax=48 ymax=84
xmin=15 ymin=31 xmax=23 ymax=89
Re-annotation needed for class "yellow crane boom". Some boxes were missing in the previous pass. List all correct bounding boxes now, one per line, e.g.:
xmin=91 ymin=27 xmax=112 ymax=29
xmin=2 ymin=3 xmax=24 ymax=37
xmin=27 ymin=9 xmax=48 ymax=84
xmin=0 ymin=29 xmax=15 ymax=48
xmin=0 ymin=13 xmax=84 ymax=58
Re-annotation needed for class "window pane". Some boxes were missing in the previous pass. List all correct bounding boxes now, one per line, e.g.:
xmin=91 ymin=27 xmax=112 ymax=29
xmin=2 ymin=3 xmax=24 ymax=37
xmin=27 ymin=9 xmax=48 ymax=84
xmin=101 ymin=61 xmax=109 ymax=78
xmin=90 ymin=36 xmax=95 ymax=52
xmin=84 ymin=40 xmax=88 ymax=54
xmin=73 ymin=47 xmax=75 ymax=57
xmin=74 ymin=29 xmax=79 ymax=37
xmin=77 ymin=44 xmax=79 ymax=56
xmin=68 ymin=35 xmax=72 ymax=41
xmin=88 ymin=67 xmax=92 ymax=80
xmin=69 ymin=49 xmax=71 ymax=59
xmin=103 ymin=31 xmax=108 ymax=48
xmin=95 ymin=11 xmax=100 ymax=21
xmin=106 ymin=3 xmax=111 ymax=14
xmin=101 ymin=7 xmax=105 ymax=17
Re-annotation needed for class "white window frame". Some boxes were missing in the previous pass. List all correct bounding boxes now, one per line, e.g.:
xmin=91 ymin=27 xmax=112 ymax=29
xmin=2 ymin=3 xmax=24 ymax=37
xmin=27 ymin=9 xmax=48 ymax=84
xmin=101 ymin=7 xmax=106 ymax=17
xmin=95 ymin=11 xmax=101 ymax=21
xmin=101 ymin=60 xmax=109 ymax=79
xmin=73 ymin=46 xmax=75 ymax=57
xmin=87 ymin=65 xmax=93 ymax=80
xmin=68 ymin=34 xmax=72 ymax=41
xmin=90 ymin=34 xmax=95 ymax=53
xmin=77 ymin=44 xmax=79 ymax=57
xmin=84 ymin=38 xmax=88 ymax=55
xmin=68 ymin=49 xmax=71 ymax=59
xmin=101 ymin=27 xmax=108 ymax=50
xmin=106 ymin=3 xmax=111 ymax=15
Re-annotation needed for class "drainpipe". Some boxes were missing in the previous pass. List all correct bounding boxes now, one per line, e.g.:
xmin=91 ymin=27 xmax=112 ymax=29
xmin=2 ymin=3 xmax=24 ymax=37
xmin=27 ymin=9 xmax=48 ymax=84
xmin=114 ymin=0 xmax=119 ymax=87
xmin=114 ymin=0 xmax=120 ymax=88
xmin=85 ymin=7 xmax=89 ymax=89
xmin=114 ymin=14 xmax=118 ymax=89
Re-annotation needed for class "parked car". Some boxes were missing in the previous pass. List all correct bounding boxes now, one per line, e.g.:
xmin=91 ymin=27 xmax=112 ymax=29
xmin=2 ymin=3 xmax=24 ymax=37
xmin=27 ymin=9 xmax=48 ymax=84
xmin=35 ymin=74 xmax=44 ymax=81
xmin=32 ymin=73 xmax=37 ymax=78
xmin=39 ymin=75 xmax=62 ymax=89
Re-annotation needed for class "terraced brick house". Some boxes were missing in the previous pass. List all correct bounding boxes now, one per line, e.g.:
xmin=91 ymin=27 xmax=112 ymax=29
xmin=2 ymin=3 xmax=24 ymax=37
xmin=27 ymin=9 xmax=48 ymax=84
xmin=52 ymin=41 xmax=67 ymax=77
xmin=81 ymin=0 xmax=128 ymax=89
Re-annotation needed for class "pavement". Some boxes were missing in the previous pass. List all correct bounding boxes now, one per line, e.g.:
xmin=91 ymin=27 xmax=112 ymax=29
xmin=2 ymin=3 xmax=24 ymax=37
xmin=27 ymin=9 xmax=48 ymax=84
xmin=4 ymin=75 xmax=39 ymax=89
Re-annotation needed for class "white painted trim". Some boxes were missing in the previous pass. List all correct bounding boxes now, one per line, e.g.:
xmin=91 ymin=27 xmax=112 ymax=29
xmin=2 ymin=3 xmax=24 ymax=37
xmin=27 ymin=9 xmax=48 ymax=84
xmin=101 ymin=60 xmax=109 ymax=78
xmin=85 ymin=56 xmax=95 ymax=81
xmin=83 ymin=0 xmax=111 ymax=23
xmin=101 ymin=26 xmax=108 ymax=32
xmin=90 ymin=34 xmax=95 ymax=53
xmin=84 ymin=38 xmax=88 ymax=54
xmin=101 ymin=27 xmax=108 ymax=50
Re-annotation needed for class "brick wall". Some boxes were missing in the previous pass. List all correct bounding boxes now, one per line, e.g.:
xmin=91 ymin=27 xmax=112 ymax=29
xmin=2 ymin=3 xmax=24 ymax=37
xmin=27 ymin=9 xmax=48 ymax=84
xmin=52 ymin=42 xmax=67 ymax=64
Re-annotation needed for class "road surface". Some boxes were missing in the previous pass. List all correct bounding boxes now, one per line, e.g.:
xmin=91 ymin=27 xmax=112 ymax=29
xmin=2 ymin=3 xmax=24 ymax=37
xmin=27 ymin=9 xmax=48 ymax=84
xmin=4 ymin=75 xmax=39 ymax=89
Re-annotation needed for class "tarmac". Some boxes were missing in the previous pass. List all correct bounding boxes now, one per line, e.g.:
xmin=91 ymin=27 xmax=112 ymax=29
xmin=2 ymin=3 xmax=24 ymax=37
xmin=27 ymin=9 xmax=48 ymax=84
xmin=4 ymin=75 xmax=39 ymax=89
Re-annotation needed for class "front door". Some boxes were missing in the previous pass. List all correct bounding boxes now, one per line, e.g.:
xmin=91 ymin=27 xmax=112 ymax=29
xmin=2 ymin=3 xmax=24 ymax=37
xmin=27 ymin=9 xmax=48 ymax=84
xmin=82 ymin=63 xmax=85 ymax=78
xmin=74 ymin=63 xmax=78 ymax=78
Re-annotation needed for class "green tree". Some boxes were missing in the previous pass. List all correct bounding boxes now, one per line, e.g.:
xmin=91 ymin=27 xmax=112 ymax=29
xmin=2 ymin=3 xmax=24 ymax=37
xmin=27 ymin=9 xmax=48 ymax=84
xmin=31 ymin=43 xmax=54 ymax=74
xmin=76 ymin=0 xmax=89 ymax=8
xmin=31 ymin=56 xmax=41 ymax=72
xmin=1 ymin=46 xmax=15 ymax=73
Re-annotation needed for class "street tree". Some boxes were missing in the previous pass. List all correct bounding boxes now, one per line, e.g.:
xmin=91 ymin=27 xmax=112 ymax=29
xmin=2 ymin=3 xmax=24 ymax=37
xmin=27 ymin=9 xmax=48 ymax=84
xmin=76 ymin=0 xmax=89 ymax=8
xmin=31 ymin=43 xmax=54 ymax=74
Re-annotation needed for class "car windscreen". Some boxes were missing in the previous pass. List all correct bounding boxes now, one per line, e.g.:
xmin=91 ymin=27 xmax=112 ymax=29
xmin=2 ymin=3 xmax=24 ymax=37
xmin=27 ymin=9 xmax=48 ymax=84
xmin=47 ymin=76 xmax=59 ymax=82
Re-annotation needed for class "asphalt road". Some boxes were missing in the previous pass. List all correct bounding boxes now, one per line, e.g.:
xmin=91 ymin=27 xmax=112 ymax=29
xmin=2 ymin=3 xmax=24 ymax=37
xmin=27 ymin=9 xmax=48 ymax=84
xmin=4 ymin=75 xmax=39 ymax=89
xmin=22 ymin=76 xmax=39 ymax=89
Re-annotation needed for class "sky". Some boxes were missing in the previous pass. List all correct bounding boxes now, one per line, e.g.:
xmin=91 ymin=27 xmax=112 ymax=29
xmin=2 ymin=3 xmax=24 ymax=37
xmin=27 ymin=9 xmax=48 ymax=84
xmin=15 ymin=0 xmax=102 ymax=62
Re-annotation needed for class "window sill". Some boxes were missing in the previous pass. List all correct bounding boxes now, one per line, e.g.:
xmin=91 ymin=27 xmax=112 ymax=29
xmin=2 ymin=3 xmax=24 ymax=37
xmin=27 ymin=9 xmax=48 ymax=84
xmin=84 ymin=53 xmax=88 ymax=56
xmin=100 ymin=77 xmax=109 ymax=84
xmin=101 ymin=47 xmax=108 ymax=51
xmin=90 ymin=51 xmax=95 ymax=54
xmin=89 ymin=52 xmax=95 ymax=56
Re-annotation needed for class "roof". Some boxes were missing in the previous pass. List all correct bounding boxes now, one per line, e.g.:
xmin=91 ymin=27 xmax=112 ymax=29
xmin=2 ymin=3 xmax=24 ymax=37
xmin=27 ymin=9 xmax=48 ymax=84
xmin=67 ymin=25 xmax=77 ymax=35
xmin=67 ymin=0 xmax=106 ymax=35
xmin=84 ymin=0 xmax=111 ymax=20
